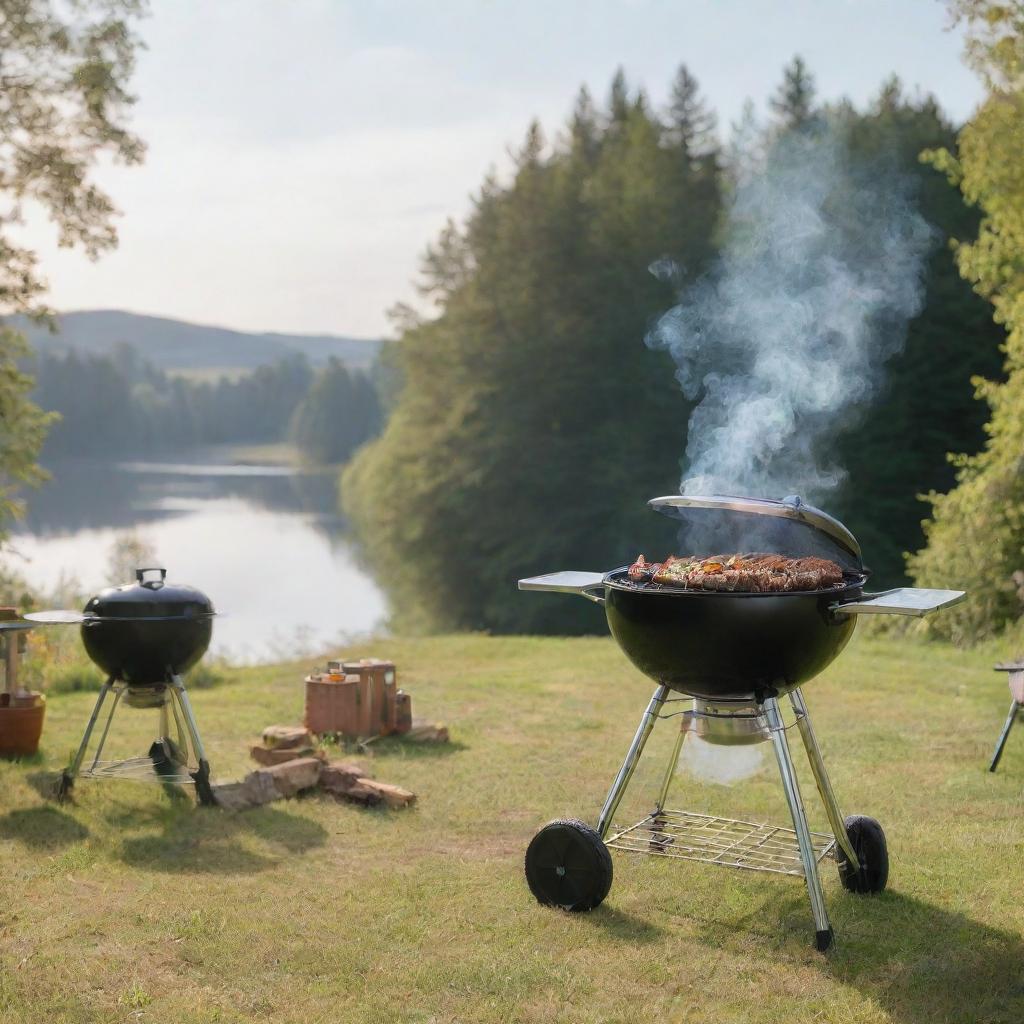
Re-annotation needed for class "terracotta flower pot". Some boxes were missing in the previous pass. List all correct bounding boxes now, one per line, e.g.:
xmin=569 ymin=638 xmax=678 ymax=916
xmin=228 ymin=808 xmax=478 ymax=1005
xmin=0 ymin=694 xmax=46 ymax=756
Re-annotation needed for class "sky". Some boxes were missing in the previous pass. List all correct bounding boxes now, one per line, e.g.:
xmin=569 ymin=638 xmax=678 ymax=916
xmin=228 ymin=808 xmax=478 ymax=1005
xmin=21 ymin=0 xmax=983 ymax=340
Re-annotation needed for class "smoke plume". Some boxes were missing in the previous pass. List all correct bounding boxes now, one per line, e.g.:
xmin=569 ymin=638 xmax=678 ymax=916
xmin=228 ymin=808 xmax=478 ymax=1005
xmin=646 ymin=125 xmax=934 ymax=501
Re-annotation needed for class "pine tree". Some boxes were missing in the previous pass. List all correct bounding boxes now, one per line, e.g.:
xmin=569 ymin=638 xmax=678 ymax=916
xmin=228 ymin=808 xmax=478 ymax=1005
xmin=769 ymin=55 xmax=817 ymax=131
xmin=608 ymin=67 xmax=631 ymax=126
xmin=667 ymin=64 xmax=718 ymax=167
xmin=568 ymin=85 xmax=600 ymax=165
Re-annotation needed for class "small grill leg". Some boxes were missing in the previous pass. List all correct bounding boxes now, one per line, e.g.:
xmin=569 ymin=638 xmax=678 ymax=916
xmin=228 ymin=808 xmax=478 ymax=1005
xmin=169 ymin=675 xmax=216 ymax=807
xmin=655 ymin=721 xmax=687 ymax=813
xmin=597 ymin=684 xmax=669 ymax=839
xmin=88 ymin=686 xmax=124 ymax=772
xmin=764 ymin=696 xmax=834 ymax=952
xmin=57 ymin=677 xmax=115 ymax=801
xmin=789 ymin=689 xmax=858 ymax=867
xmin=989 ymin=701 xmax=1019 ymax=772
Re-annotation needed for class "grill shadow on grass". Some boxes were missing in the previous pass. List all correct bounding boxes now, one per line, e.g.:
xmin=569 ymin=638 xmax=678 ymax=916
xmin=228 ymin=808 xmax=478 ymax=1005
xmin=827 ymin=891 xmax=1024 ymax=1024
xmin=0 ymin=805 xmax=89 ymax=847
xmin=116 ymin=803 xmax=328 ymax=875
xmin=587 ymin=904 xmax=665 ymax=944
xmin=689 ymin=889 xmax=1024 ymax=1024
xmin=25 ymin=769 xmax=66 ymax=800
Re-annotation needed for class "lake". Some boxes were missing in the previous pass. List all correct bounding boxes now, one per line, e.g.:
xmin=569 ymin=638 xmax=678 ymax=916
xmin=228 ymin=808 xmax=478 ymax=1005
xmin=4 ymin=451 xmax=388 ymax=663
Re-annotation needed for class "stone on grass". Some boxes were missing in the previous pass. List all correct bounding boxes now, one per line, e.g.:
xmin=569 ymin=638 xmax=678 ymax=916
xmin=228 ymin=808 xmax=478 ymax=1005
xmin=258 ymin=756 xmax=322 ymax=797
xmin=319 ymin=760 xmax=367 ymax=794
xmin=261 ymin=725 xmax=314 ymax=749
xmin=249 ymin=744 xmax=324 ymax=767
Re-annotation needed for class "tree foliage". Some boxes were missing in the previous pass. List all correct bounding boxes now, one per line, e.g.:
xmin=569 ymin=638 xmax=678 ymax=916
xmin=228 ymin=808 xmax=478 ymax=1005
xmin=31 ymin=345 xmax=383 ymax=461
xmin=828 ymin=77 xmax=1005 ymax=587
xmin=344 ymin=68 xmax=720 ymax=633
xmin=769 ymin=55 xmax=817 ymax=132
xmin=0 ymin=0 xmax=145 ymax=533
xmin=288 ymin=358 xmax=382 ymax=465
xmin=908 ymin=1 xmax=1024 ymax=641
xmin=346 ymin=59 xmax=1005 ymax=635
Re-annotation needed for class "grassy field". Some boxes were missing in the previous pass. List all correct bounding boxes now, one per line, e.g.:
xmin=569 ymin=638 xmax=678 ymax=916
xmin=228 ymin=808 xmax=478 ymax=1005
xmin=1 ymin=632 xmax=1022 ymax=1023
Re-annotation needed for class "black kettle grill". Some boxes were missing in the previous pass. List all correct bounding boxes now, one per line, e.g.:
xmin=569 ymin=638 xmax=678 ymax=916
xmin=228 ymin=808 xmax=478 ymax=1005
xmin=518 ymin=495 xmax=965 ymax=950
xmin=28 ymin=567 xmax=218 ymax=805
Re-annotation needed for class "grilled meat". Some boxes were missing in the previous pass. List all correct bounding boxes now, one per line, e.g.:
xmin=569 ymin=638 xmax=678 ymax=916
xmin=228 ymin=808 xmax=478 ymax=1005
xmin=634 ymin=552 xmax=844 ymax=593
xmin=628 ymin=555 xmax=658 ymax=582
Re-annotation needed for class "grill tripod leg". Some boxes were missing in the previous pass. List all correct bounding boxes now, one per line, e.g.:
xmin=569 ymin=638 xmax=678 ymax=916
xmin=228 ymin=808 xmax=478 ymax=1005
xmin=169 ymin=675 xmax=216 ymax=807
xmin=764 ymin=696 xmax=834 ymax=952
xmin=989 ymin=701 xmax=1019 ymax=772
xmin=649 ymin=719 xmax=687 ymax=851
xmin=597 ymin=684 xmax=669 ymax=839
xmin=655 ymin=723 xmax=687 ymax=813
xmin=789 ymin=689 xmax=858 ymax=867
xmin=57 ymin=677 xmax=115 ymax=801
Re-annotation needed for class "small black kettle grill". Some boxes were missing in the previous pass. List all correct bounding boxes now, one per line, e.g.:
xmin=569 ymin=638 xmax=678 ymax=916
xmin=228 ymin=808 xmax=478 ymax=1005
xmin=519 ymin=495 xmax=965 ymax=950
xmin=28 ymin=567 xmax=217 ymax=805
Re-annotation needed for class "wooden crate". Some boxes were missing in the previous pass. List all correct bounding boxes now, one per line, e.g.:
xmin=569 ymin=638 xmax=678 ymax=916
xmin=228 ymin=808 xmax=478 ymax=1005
xmin=342 ymin=659 xmax=398 ymax=736
xmin=304 ymin=672 xmax=360 ymax=737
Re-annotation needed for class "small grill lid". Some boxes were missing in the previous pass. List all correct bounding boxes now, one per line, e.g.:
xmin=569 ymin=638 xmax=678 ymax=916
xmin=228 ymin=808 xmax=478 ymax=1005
xmin=647 ymin=494 xmax=863 ymax=572
xmin=84 ymin=567 xmax=215 ymax=621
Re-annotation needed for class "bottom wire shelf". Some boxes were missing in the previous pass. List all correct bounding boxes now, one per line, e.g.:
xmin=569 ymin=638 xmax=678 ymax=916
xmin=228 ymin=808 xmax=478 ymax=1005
xmin=605 ymin=809 xmax=836 ymax=877
xmin=80 ymin=756 xmax=197 ymax=785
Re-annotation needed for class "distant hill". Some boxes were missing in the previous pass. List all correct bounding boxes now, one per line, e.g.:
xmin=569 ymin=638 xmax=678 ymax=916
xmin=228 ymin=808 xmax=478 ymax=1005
xmin=15 ymin=310 xmax=384 ymax=374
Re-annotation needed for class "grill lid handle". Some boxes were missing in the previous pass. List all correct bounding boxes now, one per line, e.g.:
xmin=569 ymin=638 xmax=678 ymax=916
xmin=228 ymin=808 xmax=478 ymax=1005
xmin=518 ymin=572 xmax=605 ymax=604
xmin=136 ymin=567 xmax=167 ymax=588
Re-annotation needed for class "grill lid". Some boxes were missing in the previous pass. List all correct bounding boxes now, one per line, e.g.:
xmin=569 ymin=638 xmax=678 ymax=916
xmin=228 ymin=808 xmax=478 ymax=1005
xmin=84 ymin=567 xmax=215 ymax=621
xmin=647 ymin=494 xmax=863 ymax=572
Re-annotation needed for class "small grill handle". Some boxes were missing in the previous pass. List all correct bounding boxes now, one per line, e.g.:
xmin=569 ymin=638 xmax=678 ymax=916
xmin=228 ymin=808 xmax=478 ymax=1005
xmin=136 ymin=567 xmax=167 ymax=586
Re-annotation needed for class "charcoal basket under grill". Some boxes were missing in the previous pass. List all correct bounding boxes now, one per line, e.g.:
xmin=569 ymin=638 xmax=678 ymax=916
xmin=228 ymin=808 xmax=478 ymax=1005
xmin=519 ymin=494 xmax=964 ymax=951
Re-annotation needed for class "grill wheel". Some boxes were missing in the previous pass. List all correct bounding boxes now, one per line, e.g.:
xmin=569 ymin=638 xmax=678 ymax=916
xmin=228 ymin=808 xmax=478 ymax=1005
xmin=525 ymin=818 xmax=613 ymax=912
xmin=836 ymin=814 xmax=889 ymax=894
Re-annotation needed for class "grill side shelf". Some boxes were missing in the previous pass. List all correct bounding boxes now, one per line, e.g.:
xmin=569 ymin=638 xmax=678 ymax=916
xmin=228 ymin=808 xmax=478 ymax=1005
xmin=518 ymin=572 xmax=606 ymax=604
xmin=834 ymin=588 xmax=966 ymax=617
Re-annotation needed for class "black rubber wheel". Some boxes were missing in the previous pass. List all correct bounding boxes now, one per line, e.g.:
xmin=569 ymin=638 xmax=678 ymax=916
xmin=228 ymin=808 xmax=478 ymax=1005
xmin=525 ymin=818 xmax=613 ymax=912
xmin=836 ymin=814 xmax=888 ymax=894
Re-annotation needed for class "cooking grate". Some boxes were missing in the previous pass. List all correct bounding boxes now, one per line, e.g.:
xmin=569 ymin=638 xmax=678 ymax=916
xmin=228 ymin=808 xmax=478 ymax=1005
xmin=606 ymin=568 xmax=856 ymax=595
xmin=606 ymin=810 xmax=836 ymax=876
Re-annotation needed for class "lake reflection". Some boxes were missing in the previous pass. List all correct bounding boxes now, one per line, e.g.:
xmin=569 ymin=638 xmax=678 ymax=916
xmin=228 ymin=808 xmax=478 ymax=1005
xmin=6 ymin=453 xmax=387 ymax=663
